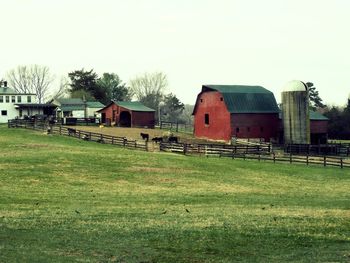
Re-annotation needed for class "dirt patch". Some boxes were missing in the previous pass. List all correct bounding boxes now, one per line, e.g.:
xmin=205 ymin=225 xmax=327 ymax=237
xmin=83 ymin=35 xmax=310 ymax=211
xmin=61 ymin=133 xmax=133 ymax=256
xmin=64 ymin=126 xmax=220 ymax=144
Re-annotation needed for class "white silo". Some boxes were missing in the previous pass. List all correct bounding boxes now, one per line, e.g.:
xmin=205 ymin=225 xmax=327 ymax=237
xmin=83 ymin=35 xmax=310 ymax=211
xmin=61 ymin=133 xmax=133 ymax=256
xmin=282 ymin=80 xmax=310 ymax=144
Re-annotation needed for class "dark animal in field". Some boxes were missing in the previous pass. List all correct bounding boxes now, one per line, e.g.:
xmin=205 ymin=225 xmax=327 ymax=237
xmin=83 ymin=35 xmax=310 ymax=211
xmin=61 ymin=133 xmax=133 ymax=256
xmin=152 ymin=137 xmax=163 ymax=143
xmin=140 ymin=132 xmax=149 ymax=141
xmin=68 ymin=128 xmax=76 ymax=136
xmin=82 ymin=134 xmax=90 ymax=141
xmin=97 ymin=138 xmax=105 ymax=144
xmin=168 ymin=136 xmax=178 ymax=143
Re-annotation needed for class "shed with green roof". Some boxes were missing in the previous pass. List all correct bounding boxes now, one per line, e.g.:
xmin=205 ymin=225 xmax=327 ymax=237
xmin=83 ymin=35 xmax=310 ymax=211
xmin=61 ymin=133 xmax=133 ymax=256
xmin=97 ymin=101 xmax=155 ymax=128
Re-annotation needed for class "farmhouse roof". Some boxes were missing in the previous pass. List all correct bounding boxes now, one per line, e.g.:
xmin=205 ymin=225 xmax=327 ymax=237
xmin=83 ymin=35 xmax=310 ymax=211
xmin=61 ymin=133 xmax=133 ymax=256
xmin=0 ymin=87 xmax=35 ymax=95
xmin=194 ymin=85 xmax=279 ymax=114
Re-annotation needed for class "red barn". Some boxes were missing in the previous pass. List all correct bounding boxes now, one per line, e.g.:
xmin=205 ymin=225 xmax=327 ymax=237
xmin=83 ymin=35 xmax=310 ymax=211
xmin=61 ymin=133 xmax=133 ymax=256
xmin=310 ymin=111 xmax=328 ymax=144
xmin=193 ymin=85 xmax=280 ymax=142
xmin=97 ymin=101 xmax=155 ymax=128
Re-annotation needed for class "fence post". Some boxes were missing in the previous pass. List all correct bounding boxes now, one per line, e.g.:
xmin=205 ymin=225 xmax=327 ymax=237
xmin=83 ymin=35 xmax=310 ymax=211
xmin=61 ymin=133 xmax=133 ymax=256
xmin=134 ymin=141 xmax=137 ymax=148
xmin=59 ymin=126 xmax=62 ymax=135
xmin=78 ymin=130 xmax=81 ymax=139
xmin=258 ymin=154 xmax=261 ymax=162
xmin=112 ymin=137 xmax=114 ymax=145
xmin=273 ymin=152 xmax=275 ymax=163
xmin=340 ymin=158 xmax=343 ymax=169
xmin=324 ymin=156 xmax=326 ymax=167
xmin=289 ymin=152 xmax=292 ymax=164
xmin=232 ymin=149 xmax=235 ymax=159
xmin=306 ymin=155 xmax=309 ymax=166
xmin=183 ymin=143 xmax=187 ymax=155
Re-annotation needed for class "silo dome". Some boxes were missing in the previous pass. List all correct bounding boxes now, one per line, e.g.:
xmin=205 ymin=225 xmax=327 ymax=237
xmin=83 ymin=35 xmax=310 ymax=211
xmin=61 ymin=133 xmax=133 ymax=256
xmin=282 ymin=80 xmax=307 ymax=92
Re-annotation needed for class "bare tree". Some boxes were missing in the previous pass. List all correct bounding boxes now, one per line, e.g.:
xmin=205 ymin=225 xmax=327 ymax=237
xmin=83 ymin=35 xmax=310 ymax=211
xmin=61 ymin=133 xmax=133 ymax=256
xmin=129 ymin=72 xmax=168 ymax=112
xmin=51 ymin=76 xmax=70 ymax=99
xmin=6 ymin=65 xmax=54 ymax=103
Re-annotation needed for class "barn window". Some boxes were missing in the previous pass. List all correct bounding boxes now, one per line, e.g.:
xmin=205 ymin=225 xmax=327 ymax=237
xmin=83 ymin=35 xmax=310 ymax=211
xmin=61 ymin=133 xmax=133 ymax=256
xmin=200 ymin=99 xmax=203 ymax=103
xmin=247 ymin=127 xmax=250 ymax=132
xmin=220 ymin=97 xmax=223 ymax=101
xmin=204 ymin=114 xmax=209 ymax=125
xmin=236 ymin=127 xmax=239 ymax=133
xmin=260 ymin=127 xmax=264 ymax=132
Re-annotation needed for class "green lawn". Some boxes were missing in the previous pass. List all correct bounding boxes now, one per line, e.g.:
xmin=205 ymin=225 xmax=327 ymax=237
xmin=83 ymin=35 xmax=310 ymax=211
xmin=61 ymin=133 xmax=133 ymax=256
xmin=0 ymin=125 xmax=349 ymax=262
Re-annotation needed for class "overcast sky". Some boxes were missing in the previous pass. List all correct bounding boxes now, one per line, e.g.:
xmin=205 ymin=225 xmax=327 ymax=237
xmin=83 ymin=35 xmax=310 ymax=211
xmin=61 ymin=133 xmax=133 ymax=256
xmin=1 ymin=0 xmax=349 ymax=106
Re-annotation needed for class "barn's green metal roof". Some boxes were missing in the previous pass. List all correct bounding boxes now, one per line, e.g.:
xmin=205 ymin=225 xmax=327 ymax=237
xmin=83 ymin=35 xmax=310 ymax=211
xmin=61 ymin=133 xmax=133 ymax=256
xmin=114 ymin=101 xmax=155 ymax=112
xmin=278 ymin=110 xmax=328 ymax=120
xmin=309 ymin=111 xmax=328 ymax=120
xmin=200 ymin=85 xmax=279 ymax=113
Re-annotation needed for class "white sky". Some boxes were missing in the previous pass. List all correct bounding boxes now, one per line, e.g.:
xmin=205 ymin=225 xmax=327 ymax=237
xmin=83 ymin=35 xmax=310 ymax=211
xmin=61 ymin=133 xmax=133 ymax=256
xmin=1 ymin=0 xmax=349 ymax=106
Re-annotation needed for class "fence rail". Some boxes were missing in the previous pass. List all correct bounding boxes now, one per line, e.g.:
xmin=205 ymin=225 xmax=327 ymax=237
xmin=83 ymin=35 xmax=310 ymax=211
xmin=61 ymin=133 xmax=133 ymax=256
xmin=8 ymin=119 xmax=147 ymax=151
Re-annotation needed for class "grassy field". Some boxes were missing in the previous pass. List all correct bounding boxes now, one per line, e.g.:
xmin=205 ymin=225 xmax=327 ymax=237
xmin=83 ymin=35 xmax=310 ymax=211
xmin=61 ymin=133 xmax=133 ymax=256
xmin=0 ymin=125 xmax=349 ymax=262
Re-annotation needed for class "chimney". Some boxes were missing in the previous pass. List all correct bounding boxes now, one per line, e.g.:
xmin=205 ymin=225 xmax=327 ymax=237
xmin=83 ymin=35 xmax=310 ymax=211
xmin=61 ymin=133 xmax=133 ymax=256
xmin=3 ymin=81 xmax=7 ymax=88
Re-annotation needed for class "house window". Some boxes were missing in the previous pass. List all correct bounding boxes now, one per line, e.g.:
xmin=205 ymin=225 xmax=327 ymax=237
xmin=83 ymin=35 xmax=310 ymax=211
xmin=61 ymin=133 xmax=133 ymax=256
xmin=27 ymin=96 xmax=32 ymax=103
xmin=5 ymin=96 xmax=9 ymax=103
xmin=204 ymin=113 xmax=209 ymax=125
xmin=17 ymin=96 xmax=22 ymax=103
xmin=11 ymin=96 xmax=15 ymax=103
xmin=236 ymin=127 xmax=239 ymax=133
xmin=0 ymin=96 xmax=3 ymax=103
xmin=1 ymin=110 xmax=7 ymax=116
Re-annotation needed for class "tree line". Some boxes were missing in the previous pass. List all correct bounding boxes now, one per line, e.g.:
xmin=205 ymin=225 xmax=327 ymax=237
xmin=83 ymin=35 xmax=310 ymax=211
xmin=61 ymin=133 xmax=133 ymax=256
xmin=306 ymin=82 xmax=350 ymax=140
xmin=2 ymin=65 xmax=191 ymax=124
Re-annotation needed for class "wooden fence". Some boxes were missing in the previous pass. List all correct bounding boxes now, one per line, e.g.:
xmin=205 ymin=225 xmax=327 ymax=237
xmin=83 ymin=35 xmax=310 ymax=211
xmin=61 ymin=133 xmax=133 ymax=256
xmin=8 ymin=119 xmax=349 ymax=169
xmin=283 ymin=143 xmax=350 ymax=156
xmin=160 ymin=142 xmax=272 ymax=155
xmin=8 ymin=119 xmax=147 ymax=151
xmin=159 ymin=121 xmax=193 ymax=133
xmin=159 ymin=141 xmax=349 ymax=169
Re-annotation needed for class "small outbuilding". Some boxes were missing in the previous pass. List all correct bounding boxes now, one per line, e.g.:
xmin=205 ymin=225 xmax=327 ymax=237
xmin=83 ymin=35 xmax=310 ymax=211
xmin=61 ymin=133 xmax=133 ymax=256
xmin=51 ymin=98 xmax=105 ymax=118
xmin=193 ymin=85 xmax=280 ymax=142
xmin=97 ymin=101 xmax=155 ymax=128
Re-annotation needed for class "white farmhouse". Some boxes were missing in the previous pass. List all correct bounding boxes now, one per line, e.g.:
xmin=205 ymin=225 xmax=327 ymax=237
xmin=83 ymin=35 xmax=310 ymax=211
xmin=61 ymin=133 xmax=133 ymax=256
xmin=0 ymin=81 xmax=57 ymax=123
